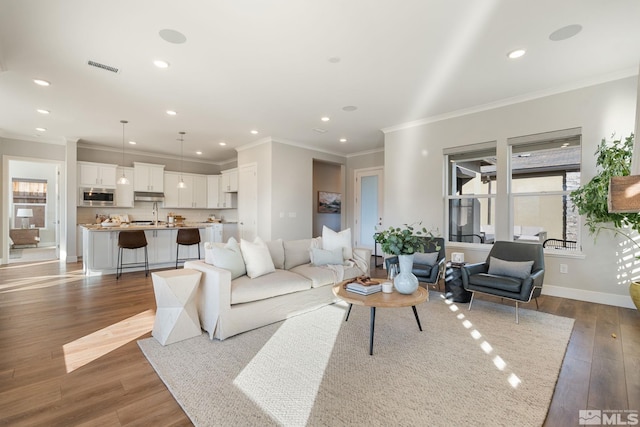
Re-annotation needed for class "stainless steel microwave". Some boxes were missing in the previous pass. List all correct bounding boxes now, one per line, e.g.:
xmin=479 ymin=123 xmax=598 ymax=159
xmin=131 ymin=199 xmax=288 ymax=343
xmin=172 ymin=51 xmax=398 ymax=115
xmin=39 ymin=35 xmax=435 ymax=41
xmin=79 ymin=188 xmax=115 ymax=206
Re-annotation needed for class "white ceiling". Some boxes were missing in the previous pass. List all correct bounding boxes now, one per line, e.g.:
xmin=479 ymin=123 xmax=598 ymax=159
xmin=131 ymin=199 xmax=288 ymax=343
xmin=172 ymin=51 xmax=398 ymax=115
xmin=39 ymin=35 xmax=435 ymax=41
xmin=0 ymin=0 xmax=639 ymax=163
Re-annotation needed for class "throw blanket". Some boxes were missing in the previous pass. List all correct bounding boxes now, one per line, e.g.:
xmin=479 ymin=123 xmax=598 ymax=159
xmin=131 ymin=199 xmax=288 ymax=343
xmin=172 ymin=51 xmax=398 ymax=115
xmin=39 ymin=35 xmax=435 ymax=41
xmin=322 ymin=251 xmax=369 ymax=283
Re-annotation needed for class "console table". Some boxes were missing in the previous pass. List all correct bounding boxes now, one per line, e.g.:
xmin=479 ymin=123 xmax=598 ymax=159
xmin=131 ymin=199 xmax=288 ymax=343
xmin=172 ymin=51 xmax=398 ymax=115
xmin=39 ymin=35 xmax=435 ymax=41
xmin=10 ymin=229 xmax=40 ymax=248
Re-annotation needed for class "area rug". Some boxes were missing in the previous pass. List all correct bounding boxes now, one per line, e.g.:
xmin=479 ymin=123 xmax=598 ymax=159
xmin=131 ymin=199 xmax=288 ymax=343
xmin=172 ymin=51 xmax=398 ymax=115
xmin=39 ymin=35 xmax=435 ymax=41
xmin=138 ymin=296 xmax=574 ymax=427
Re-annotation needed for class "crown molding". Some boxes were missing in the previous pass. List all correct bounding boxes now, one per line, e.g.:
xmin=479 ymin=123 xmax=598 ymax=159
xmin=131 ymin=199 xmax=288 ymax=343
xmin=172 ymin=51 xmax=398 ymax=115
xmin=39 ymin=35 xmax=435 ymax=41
xmin=76 ymin=141 xmax=231 ymax=166
xmin=0 ymin=130 xmax=67 ymax=145
xmin=345 ymin=147 xmax=384 ymax=158
xmin=382 ymin=67 xmax=639 ymax=134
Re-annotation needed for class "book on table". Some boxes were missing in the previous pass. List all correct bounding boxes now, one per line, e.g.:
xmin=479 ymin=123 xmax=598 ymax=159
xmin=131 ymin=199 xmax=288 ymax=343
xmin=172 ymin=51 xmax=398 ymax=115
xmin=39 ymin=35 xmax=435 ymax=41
xmin=346 ymin=282 xmax=382 ymax=295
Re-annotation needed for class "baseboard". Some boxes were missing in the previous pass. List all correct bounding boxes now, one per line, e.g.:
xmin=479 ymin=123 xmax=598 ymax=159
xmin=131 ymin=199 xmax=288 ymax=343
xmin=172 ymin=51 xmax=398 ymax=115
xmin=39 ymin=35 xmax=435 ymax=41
xmin=542 ymin=284 xmax=636 ymax=309
xmin=66 ymin=255 xmax=78 ymax=263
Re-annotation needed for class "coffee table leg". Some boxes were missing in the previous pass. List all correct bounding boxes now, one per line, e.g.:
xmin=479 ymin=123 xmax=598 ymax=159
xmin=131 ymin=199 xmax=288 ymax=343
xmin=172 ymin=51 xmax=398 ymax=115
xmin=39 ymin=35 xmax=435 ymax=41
xmin=345 ymin=303 xmax=353 ymax=321
xmin=369 ymin=306 xmax=376 ymax=356
xmin=412 ymin=305 xmax=423 ymax=331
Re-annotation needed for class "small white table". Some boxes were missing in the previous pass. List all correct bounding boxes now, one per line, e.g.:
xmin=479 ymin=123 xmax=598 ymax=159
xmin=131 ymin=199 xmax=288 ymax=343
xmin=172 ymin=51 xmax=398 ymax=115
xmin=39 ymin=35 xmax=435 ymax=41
xmin=152 ymin=268 xmax=202 ymax=345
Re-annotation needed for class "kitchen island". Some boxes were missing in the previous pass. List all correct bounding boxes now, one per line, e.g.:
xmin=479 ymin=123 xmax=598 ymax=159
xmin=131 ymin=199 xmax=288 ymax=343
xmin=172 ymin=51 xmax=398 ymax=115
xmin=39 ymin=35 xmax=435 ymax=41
xmin=81 ymin=223 xmax=208 ymax=276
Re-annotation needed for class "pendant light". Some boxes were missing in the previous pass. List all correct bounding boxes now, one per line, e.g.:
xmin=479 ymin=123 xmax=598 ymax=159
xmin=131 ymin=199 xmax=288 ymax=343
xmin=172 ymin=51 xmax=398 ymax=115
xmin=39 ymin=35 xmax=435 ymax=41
xmin=117 ymin=120 xmax=130 ymax=185
xmin=177 ymin=131 xmax=186 ymax=189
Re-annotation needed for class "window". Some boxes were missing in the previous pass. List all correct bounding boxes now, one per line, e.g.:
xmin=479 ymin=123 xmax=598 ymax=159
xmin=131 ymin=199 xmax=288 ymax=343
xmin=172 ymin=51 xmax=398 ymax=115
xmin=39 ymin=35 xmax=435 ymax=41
xmin=12 ymin=178 xmax=47 ymax=229
xmin=444 ymin=129 xmax=582 ymax=250
xmin=445 ymin=143 xmax=496 ymax=245
xmin=509 ymin=131 xmax=581 ymax=250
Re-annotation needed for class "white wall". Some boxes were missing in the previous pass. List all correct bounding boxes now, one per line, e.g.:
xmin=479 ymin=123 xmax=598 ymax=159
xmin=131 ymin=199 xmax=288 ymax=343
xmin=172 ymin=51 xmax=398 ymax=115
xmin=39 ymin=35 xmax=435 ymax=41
xmin=383 ymin=76 xmax=639 ymax=308
xmin=313 ymin=160 xmax=342 ymax=237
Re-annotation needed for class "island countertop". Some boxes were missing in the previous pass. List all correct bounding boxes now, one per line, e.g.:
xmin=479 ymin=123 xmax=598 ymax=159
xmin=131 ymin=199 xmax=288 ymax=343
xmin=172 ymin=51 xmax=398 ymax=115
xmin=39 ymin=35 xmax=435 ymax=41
xmin=80 ymin=222 xmax=213 ymax=231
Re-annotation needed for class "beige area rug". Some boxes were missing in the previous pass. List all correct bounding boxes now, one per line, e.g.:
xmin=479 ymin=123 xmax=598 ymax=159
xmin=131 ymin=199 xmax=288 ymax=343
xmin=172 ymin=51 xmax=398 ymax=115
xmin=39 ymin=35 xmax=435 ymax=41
xmin=138 ymin=296 xmax=574 ymax=427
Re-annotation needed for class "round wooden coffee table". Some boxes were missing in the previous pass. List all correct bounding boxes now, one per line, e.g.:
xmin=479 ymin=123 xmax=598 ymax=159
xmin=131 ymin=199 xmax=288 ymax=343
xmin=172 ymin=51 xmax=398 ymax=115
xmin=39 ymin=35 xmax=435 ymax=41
xmin=332 ymin=283 xmax=429 ymax=355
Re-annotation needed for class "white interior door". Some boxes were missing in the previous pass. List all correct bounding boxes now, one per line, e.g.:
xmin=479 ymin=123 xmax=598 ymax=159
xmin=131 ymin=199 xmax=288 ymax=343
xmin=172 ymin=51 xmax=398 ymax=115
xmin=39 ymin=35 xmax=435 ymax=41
xmin=238 ymin=164 xmax=257 ymax=241
xmin=354 ymin=168 xmax=383 ymax=251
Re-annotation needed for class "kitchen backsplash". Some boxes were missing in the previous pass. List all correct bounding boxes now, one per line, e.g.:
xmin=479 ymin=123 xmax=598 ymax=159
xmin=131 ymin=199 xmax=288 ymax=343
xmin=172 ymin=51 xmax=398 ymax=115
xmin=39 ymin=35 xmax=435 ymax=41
xmin=77 ymin=203 xmax=237 ymax=225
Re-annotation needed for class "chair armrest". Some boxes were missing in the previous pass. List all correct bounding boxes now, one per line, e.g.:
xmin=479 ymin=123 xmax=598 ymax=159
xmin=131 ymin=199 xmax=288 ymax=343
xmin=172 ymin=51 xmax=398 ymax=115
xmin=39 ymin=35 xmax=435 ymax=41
xmin=461 ymin=262 xmax=488 ymax=288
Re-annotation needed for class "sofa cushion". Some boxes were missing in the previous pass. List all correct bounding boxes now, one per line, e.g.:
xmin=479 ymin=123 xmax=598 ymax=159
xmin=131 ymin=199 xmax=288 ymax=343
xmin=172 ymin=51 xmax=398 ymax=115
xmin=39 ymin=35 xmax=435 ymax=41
xmin=488 ymin=256 xmax=534 ymax=280
xmin=291 ymin=263 xmax=365 ymax=288
xmin=206 ymin=237 xmax=246 ymax=280
xmin=284 ymin=239 xmax=313 ymax=270
xmin=322 ymin=226 xmax=353 ymax=259
xmin=231 ymin=269 xmax=312 ymax=304
xmin=310 ymin=247 xmax=344 ymax=266
xmin=241 ymin=237 xmax=276 ymax=279
xmin=266 ymin=239 xmax=285 ymax=269
xmin=413 ymin=251 xmax=439 ymax=266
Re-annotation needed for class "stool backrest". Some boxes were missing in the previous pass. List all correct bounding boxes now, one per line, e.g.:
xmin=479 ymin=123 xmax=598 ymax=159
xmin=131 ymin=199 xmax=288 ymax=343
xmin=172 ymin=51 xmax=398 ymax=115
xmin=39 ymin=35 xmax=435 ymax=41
xmin=118 ymin=230 xmax=148 ymax=249
xmin=177 ymin=228 xmax=201 ymax=245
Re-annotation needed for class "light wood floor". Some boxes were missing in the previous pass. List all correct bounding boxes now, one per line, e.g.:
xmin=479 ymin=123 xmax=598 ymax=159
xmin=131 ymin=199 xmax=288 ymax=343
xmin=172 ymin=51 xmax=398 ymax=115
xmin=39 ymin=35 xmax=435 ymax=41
xmin=0 ymin=258 xmax=638 ymax=426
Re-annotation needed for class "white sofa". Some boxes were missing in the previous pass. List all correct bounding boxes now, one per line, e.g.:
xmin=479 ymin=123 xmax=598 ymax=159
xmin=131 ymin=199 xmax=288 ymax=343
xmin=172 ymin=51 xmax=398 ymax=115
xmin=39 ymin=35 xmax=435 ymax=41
xmin=185 ymin=237 xmax=371 ymax=340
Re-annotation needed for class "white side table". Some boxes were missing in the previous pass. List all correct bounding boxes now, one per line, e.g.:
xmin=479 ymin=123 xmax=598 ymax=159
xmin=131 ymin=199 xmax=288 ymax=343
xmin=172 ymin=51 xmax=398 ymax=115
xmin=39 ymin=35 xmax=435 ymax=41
xmin=152 ymin=268 xmax=203 ymax=345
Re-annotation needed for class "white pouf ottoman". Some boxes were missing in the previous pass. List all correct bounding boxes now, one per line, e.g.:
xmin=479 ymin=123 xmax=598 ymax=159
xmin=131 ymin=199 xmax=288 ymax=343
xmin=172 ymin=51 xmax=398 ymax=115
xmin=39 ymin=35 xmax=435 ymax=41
xmin=151 ymin=268 xmax=202 ymax=345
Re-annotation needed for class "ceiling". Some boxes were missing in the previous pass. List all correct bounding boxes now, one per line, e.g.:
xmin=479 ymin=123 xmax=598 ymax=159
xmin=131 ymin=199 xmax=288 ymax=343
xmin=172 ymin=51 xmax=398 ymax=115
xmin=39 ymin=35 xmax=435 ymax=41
xmin=0 ymin=0 xmax=639 ymax=164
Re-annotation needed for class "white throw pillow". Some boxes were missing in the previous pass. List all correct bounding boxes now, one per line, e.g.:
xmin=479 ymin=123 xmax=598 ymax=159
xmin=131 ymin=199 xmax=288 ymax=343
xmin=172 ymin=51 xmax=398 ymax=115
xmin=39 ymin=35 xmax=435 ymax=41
xmin=322 ymin=226 xmax=353 ymax=259
xmin=310 ymin=247 xmax=344 ymax=266
xmin=209 ymin=237 xmax=246 ymax=280
xmin=241 ymin=237 xmax=276 ymax=279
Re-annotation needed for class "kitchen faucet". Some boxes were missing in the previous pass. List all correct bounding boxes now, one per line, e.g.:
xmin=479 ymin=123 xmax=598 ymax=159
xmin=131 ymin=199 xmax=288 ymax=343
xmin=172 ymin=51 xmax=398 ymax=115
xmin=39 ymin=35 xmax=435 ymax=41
xmin=152 ymin=202 xmax=158 ymax=226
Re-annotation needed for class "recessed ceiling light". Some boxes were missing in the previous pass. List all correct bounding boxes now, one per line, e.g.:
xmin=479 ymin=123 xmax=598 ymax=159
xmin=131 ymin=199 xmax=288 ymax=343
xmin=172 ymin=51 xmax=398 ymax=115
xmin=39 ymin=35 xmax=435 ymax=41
xmin=36 ymin=109 xmax=50 ymax=114
xmin=129 ymin=140 xmax=137 ymax=145
xmin=196 ymin=151 xmax=202 ymax=155
xmin=250 ymin=130 xmax=258 ymax=135
xmin=321 ymin=116 xmax=330 ymax=122
xmin=153 ymin=60 xmax=170 ymax=69
xmin=339 ymin=138 xmax=347 ymax=143
xmin=549 ymin=24 xmax=583 ymax=42
xmin=507 ymin=49 xmax=526 ymax=59
xmin=219 ymin=142 xmax=227 ymax=146
xmin=342 ymin=106 xmax=357 ymax=112
xmin=36 ymin=127 xmax=47 ymax=132
xmin=159 ymin=29 xmax=187 ymax=44
xmin=33 ymin=79 xmax=50 ymax=86
xmin=166 ymin=110 xmax=177 ymax=116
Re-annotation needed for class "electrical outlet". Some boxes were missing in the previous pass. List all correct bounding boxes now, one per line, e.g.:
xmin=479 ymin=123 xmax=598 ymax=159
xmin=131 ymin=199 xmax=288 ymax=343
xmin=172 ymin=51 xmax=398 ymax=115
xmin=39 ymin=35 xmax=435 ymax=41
xmin=560 ymin=264 xmax=568 ymax=274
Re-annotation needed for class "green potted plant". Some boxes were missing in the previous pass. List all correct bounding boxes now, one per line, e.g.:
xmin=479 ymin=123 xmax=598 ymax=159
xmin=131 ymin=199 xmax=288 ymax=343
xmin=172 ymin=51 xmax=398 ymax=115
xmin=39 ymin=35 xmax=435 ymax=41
xmin=373 ymin=222 xmax=439 ymax=255
xmin=373 ymin=223 xmax=440 ymax=294
xmin=569 ymin=133 xmax=640 ymax=309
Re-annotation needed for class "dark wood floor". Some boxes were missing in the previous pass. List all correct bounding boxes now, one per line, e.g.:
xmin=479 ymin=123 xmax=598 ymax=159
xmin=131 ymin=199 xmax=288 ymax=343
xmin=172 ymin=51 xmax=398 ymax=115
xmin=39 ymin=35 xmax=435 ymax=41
xmin=0 ymin=258 xmax=638 ymax=426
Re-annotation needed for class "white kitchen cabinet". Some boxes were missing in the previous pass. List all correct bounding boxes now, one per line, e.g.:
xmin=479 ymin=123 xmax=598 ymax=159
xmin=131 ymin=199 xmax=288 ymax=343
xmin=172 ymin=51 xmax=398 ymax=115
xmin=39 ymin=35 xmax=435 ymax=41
xmin=144 ymin=229 xmax=177 ymax=264
xmin=192 ymin=175 xmax=208 ymax=208
xmin=78 ymin=162 xmax=117 ymax=188
xmin=164 ymin=172 xmax=206 ymax=208
xmin=207 ymin=175 xmax=221 ymax=208
xmin=221 ymin=168 xmax=238 ymax=192
xmin=134 ymin=162 xmax=165 ymax=192
xmin=115 ymin=167 xmax=134 ymax=207
xmin=85 ymin=230 xmax=117 ymax=271
xmin=163 ymin=172 xmax=182 ymax=207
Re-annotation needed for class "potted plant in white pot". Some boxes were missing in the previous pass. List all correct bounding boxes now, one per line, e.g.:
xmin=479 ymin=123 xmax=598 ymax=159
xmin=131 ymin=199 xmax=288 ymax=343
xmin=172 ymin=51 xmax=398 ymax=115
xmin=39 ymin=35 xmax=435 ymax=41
xmin=570 ymin=133 xmax=640 ymax=309
xmin=374 ymin=222 xmax=440 ymax=294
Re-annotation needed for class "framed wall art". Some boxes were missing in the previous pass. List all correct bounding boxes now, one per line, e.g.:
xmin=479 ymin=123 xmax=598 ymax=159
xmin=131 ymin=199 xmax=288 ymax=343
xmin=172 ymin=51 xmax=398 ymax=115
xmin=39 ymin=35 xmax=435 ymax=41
xmin=318 ymin=191 xmax=341 ymax=213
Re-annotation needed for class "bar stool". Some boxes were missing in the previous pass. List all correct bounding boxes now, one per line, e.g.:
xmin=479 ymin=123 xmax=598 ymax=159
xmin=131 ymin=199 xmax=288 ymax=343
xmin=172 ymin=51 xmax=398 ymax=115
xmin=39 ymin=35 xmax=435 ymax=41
xmin=176 ymin=228 xmax=201 ymax=268
xmin=117 ymin=230 xmax=149 ymax=279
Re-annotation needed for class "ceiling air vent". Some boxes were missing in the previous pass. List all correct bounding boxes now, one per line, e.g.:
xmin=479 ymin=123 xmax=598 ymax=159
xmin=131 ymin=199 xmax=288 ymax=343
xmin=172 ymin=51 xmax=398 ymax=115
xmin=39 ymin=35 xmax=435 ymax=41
xmin=87 ymin=60 xmax=120 ymax=74
xmin=312 ymin=128 xmax=328 ymax=134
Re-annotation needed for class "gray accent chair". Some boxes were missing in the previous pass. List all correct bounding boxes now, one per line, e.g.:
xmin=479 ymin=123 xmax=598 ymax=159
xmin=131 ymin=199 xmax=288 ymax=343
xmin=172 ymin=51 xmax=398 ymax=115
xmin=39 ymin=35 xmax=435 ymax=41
xmin=385 ymin=237 xmax=446 ymax=290
xmin=461 ymin=241 xmax=545 ymax=323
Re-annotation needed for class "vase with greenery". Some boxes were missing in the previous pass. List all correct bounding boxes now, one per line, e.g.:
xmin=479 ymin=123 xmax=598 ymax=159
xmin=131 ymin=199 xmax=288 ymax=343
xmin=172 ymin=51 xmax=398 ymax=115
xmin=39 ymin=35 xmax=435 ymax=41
xmin=569 ymin=133 xmax=640 ymax=309
xmin=374 ymin=223 xmax=440 ymax=294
